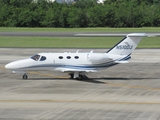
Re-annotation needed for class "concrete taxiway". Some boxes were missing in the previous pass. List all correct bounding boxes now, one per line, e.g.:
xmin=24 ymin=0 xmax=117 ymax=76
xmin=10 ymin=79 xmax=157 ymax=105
xmin=1 ymin=48 xmax=160 ymax=120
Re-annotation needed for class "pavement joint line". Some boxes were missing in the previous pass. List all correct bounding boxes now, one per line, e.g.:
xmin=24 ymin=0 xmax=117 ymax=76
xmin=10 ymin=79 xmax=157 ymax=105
xmin=0 ymin=100 xmax=160 ymax=105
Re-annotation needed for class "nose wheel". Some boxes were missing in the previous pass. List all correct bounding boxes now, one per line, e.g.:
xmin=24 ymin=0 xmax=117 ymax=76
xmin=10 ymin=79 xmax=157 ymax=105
xmin=22 ymin=74 xmax=28 ymax=80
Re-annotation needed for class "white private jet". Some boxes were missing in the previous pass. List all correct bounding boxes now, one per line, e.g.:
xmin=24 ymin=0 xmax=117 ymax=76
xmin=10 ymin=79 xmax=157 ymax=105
xmin=5 ymin=33 xmax=148 ymax=80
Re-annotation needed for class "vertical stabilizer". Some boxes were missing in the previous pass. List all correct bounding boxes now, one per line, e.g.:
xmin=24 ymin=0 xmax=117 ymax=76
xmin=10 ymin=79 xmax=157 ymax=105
xmin=107 ymin=33 xmax=146 ymax=56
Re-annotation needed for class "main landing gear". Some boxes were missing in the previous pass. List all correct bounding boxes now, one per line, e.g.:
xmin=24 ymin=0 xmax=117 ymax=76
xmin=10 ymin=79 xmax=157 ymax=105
xmin=22 ymin=74 xmax=28 ymax=80
xmin=69 ymin=72 xmax=84 ymax=80
xmin=22 ymin=73 xmax=84 ymax=80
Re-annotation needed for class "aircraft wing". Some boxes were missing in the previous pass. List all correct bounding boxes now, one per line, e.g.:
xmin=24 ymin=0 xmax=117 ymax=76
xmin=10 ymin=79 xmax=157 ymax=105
xmin=55 ymin=67 xmax=97 ymax=73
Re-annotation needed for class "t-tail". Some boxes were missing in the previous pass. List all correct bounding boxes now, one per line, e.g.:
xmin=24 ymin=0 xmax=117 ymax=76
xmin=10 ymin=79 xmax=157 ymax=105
xmin=107 ymin=33 xmax=146 ymax=56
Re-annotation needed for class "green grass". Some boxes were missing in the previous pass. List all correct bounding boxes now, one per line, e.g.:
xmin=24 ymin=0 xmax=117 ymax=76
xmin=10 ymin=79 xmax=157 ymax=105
xmin=0 ymin=27 xmax=160 ymax=32
xmin=0 ymin=36 xmax=160 ymax=48
xmin=138 ymin=37 xmax=160 ymax=48
xmin=0 ymin=27 xmax=160 ymax=48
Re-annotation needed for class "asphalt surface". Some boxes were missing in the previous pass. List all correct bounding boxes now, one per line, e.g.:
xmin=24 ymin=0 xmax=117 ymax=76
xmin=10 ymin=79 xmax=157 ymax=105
xmin=0 ymin=48 xmax=160 ymax=120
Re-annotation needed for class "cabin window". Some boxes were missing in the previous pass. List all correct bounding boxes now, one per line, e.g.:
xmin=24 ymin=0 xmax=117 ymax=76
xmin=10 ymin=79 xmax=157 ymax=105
xmin=67 ymin=56 xmax=71 ymax=59
xmin=59 ymin=56 xmax=63 ymax=59
xmin=40 ymin=56 xmax=46 ymax=61
xmin=31 ymin=54 xmax=40 ymax=61
xmin=75 ymin=56 xmax=79 ymax=59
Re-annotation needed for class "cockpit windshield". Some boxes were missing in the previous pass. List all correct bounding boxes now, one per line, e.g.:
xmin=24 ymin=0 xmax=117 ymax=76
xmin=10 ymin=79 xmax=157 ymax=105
xmin=31 ymin=54 xmax=40 ymax=61
xmin=40 ymin=56 xmax=46 ymax=61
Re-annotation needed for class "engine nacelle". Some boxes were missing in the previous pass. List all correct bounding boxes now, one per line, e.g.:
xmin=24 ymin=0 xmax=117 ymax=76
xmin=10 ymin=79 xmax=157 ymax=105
xmin=88 ymin=53 xmax=110 ymax=63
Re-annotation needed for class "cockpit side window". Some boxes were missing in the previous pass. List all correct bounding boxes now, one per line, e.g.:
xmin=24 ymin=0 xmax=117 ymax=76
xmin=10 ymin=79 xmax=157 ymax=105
xmin=40 ymin=56 xmax=46 ymax=61
xmin=31 ymin=54 xmax=40 ymax=61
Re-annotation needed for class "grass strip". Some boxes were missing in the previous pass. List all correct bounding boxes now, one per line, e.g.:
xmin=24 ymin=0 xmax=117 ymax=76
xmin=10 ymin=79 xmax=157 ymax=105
xmin=0 ymin=27 xmax=160 ymax=32
xmin=0 ymin=36 xmax=160 ymax=48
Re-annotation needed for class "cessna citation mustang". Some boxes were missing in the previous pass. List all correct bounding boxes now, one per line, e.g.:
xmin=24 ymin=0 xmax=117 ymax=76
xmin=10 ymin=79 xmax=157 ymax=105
xmin=5 ymin=33 xmax=148 ymax=80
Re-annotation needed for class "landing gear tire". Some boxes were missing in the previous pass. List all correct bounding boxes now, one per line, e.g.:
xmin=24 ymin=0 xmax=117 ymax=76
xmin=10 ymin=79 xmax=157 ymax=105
xmin=76 ymin=75 xmax=83 ymax=80
xmin=69 ymin=73 xmax=74 ymax=79
xmin=22 ymin=74 xmax=28 ymax=80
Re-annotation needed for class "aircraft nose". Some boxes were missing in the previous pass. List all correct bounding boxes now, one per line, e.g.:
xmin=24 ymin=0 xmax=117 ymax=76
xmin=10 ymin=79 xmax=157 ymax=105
xmin=5 ymin=63 xmax=13 ymax=69
xmin=5 ymin=62 xmax=18 ymax=70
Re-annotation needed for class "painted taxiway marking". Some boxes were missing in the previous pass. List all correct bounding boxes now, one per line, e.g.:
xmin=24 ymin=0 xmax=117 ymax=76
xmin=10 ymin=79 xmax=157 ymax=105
xmin=0 ymin=99 xmax=160 ymax=105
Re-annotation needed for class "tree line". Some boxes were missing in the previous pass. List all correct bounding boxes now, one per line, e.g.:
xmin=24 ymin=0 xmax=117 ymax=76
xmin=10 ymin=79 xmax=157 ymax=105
xmin=0 ymin=0 xmax=160 ymax=27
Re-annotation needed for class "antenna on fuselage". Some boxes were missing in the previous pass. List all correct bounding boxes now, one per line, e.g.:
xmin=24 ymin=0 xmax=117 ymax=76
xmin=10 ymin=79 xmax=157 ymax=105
xmin=90 ymin=50 xmax=93 ymax=53
xmin=76 ymin=49 xmax=80 ymax=53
